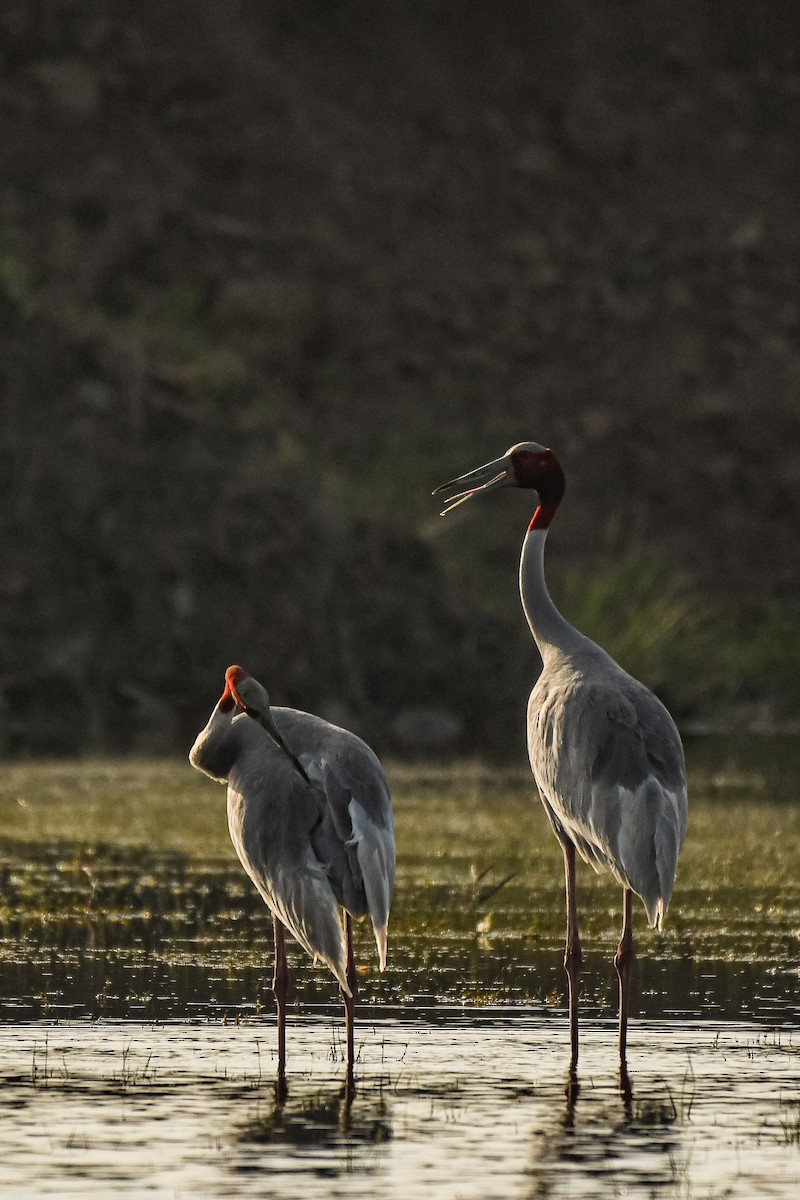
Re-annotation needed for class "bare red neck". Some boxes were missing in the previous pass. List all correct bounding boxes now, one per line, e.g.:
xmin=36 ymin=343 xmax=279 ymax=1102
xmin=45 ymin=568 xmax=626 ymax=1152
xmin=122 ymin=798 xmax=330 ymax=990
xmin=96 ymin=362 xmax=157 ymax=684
xmin=528 ymin=503 xmax=559 ymax=531
xmin=510 ymin=449 xmax=565 ymax=533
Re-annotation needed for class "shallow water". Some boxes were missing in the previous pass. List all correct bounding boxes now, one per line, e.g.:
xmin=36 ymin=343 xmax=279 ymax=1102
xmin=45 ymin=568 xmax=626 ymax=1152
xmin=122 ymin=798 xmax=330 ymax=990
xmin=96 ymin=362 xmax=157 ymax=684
xmin=0 ymin=1017 xmax=798 ymax=1198
xmin=0 ymin=738 xmax=799 ymax=1195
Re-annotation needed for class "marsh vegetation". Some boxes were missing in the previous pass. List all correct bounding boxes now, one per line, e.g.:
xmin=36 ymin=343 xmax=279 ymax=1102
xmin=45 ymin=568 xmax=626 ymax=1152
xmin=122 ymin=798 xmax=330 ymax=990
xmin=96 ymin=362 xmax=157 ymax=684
xmin=0 ymin=739 xmax=798 ymax=1024
xmin=0 ymin=740 xmax=798 ymax=1195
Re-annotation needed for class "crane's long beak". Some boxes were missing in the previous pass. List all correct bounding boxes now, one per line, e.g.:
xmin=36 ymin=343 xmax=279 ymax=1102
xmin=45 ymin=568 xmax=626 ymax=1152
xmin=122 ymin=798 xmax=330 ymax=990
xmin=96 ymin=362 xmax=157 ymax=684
xmin=432 ymin=454 xmax=512 ymax=516
xmin=250 ymin=709 xmax=312 ymax=785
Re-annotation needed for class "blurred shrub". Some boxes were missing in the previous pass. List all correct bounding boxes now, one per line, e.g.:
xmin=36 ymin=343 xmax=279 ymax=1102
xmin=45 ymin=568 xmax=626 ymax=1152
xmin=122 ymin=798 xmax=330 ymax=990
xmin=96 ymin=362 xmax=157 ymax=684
xmin=559 ymin=548 xmax=800 ymax=720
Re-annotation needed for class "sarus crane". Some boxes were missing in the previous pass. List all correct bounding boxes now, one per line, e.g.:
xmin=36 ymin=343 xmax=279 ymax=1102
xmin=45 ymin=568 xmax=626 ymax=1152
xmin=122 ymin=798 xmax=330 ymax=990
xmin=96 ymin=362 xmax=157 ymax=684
xmin=435 ymin=442 xmax=687 ymax=1069
xmin=190 ymin=665 xmax=395 ymax=1093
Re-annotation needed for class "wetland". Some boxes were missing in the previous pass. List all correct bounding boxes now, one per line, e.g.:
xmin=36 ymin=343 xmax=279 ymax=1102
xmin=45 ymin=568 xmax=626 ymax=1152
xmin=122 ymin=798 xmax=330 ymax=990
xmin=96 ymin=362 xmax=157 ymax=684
xmin=0 ymin=736 xmax=798 ymax=1197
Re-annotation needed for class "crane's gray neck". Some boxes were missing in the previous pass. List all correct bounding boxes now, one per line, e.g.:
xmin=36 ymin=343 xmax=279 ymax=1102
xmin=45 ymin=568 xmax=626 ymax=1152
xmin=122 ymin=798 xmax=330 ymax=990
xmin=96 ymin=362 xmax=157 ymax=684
xmin=519 ymin=527 xmax=578 ymax=661
xmin=189 ymin=702 xmax=237 ymax=783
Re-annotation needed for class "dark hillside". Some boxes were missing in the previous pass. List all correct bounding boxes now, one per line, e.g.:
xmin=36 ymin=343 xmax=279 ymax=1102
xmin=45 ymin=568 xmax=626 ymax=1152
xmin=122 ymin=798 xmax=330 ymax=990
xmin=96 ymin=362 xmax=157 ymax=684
xmin=1 ymin=2 xmax=799 ymax=754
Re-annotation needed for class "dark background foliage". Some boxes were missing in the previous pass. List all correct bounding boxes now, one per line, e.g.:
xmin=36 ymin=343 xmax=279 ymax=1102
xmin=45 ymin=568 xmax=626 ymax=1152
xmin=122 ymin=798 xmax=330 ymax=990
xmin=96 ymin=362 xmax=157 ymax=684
xmin=1 ymin=1 xmax=798 ymax=755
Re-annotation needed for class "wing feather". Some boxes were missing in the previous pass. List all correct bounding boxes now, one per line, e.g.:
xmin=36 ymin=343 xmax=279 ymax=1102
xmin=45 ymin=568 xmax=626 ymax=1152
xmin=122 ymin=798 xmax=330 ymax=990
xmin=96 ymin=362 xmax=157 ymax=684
xmin=226 ymin=769 xmax=350 ymax=992
xmin=227 ymin=709 xmax=395 ymax=980
xmin=348 ymin=796 xmax=395 ymax=968
xmin=305 ymin=755 xmax=396 ymax=968
xmin=259 ymin=853 xmax=350 ymax=992
xmin=528 ymin=663 xmax=688 ymax=924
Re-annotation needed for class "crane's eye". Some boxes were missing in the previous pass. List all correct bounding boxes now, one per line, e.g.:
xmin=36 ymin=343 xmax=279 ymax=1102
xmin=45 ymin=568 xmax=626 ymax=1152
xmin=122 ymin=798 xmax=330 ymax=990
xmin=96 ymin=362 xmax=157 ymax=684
xmin=512 ymin=450 xmax=548 ymax=483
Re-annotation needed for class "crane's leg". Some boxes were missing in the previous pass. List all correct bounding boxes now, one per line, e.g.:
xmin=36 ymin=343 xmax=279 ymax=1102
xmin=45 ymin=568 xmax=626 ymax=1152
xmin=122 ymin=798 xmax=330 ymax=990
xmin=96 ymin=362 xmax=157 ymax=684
xmin=615 ymin=887 xmax=634 ymax=1068
xmin=272 ymin=915 xmax=289 ymax=1094
xmin=342 ymin=913 xmax=357 ymax=1093
xmin=563 ymin=842 xmax=583 ymax=1070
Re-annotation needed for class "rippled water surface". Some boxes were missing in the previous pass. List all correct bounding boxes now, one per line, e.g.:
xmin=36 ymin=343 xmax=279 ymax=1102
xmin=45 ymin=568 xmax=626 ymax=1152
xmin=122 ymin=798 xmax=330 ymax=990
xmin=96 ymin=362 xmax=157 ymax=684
xmin=0 ymin=737 xmax=799 ymax=1195
xmin=1 ymin=1017 xmax=798 ymax=1198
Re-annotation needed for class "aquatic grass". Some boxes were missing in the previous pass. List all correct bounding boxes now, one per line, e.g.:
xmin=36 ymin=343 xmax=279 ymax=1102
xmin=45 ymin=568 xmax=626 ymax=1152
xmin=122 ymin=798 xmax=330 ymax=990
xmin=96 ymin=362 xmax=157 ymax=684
xmin=659 ymin=1059 xmax=695 ymax=1125
xmin=113 ymin=1044 xmax=156 ymax=1090
xmin=779 ymin=1098 xmax=800 ymax=1146
xmin=0 ymin=742 xmax=799 ymax=1021
xmin=31 ymin=1034 xmax=49 ymax=1087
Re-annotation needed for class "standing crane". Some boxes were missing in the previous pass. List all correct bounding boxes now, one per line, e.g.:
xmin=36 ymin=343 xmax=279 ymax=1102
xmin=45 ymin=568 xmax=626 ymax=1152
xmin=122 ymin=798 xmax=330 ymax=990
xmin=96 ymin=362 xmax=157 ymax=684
xmin=435 ymin=442 xmax=687 ymax=1070
xmin=190 ymin=665 xmax=395 ymax=1093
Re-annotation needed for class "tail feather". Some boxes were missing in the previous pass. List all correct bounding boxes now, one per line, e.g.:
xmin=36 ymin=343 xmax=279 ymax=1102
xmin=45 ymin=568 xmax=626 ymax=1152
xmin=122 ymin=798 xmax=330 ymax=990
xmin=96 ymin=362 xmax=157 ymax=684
xmin=373 ymin=923 xmax=388 ymax=971
xmin=348 ymin=799 xmax=395 ymax=947
xmin=643 ymin=896 xmax=667 ymax=931
xmin=263 ymin=859 xmax=352 ymax=993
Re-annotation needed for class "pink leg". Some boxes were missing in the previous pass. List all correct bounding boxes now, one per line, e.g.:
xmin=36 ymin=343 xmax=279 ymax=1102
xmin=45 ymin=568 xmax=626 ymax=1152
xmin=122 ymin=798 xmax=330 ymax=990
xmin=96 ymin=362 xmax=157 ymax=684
xmin=615 ymin=888 xmax=634 ymax=1067
xmin=563 ymin=842 xmax=583 ymax=1070
xmin=273 ymin=915 xmax=289 ymax=1092
xmin=343 ymin=913 xmax=357 ymax=1091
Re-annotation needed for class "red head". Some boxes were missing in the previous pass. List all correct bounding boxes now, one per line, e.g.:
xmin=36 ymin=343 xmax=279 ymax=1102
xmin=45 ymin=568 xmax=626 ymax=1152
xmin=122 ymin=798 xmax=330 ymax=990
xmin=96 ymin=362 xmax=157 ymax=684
xmin=219 ymin=664 xmax=310 ymax=785
xmin=433 ymin=441 xmax=566 ymax=529
xmin=219 ymin=664 xmax=249 ymax=713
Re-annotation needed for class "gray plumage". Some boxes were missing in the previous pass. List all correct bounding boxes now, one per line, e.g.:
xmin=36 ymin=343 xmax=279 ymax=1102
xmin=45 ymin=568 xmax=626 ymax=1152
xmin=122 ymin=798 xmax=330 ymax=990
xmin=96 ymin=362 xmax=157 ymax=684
xmin=528 ymin=644 xmax=687 ymax=928
xmin=436 ymin=440 xmax=688 ymax=1065
xmin=519 ymin=501 xmax=688 ymax=929
xmin=190 ymin=681 xmax=395 ymax=994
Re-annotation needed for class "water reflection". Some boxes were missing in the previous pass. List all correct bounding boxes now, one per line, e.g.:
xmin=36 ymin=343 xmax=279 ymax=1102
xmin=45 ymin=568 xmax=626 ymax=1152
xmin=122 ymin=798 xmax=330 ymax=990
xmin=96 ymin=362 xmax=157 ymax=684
xmin=228 ymin=1064 xmax=394 ymax=1189
xmin=234 ymin=1084 xmax=392 ymax=1150
xmin=526 ymin=1066 xmax=689 ymax=1199
xmin=0 ymin=747 xmax=799 ymax=1196
xmin=0 ymin=1019 xmax=796 ymax=1198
